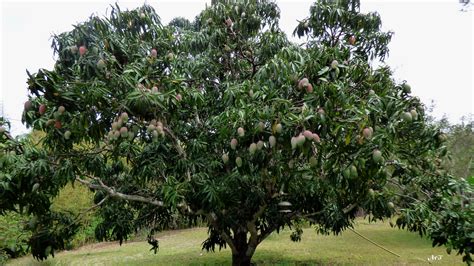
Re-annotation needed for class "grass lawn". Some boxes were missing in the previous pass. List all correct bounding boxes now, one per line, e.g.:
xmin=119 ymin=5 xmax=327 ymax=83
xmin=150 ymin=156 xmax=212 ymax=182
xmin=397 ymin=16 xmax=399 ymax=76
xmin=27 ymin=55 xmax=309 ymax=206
xmin=8 ymin=219 xmax=462 ymax=265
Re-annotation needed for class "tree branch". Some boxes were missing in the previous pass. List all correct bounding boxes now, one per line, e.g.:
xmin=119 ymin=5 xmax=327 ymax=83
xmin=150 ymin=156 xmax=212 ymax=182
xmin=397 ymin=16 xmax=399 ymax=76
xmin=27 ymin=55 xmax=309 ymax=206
xmin=163 ymin=127 xmax=191 ymax=181
xmin=207 ymin=212 xmax=237 ymax=254
xmin=71 ymin=195 xmax=109 ymax=222
xmin=301 ymin=210 xmax=325 ymax=218
xmin=1 ymin=131 xmax=24 ymax=154
xmin=76 ymin=178 xmax=164 ymax=207
xmin=246 ymin=204 xmax=266 ymax=256
xmin=393 ymin=192 xmax=421 ymax=203
xmin=343 ymin=203 xmax=358 ymax=214
xmin=348 ymin=227 xmax=401 ymax=257
xmin=388 ymin=179 xmax=431 ymax=199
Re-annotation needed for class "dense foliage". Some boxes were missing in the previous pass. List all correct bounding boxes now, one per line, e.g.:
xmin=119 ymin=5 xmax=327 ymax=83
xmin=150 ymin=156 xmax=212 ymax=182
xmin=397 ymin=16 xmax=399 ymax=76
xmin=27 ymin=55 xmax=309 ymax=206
xmin=0 ymin=1 xmax=472 ymax=265
xmin=0 ymin=211 xmax=30 ymax=263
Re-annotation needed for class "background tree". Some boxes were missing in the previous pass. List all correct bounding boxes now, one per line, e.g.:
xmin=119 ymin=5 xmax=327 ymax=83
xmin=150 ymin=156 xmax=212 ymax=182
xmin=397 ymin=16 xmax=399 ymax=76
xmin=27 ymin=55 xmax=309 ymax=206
xmin=441 ymin=116 xmax=473 ymax=181
xmin=0 ymin=1 xmax=472 ymax=265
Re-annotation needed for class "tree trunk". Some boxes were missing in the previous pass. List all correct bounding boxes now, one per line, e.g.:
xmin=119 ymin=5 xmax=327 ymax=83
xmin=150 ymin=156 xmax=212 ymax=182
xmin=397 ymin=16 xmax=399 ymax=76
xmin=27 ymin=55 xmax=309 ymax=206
xmin=230 ymin=230 xmax=255 ymax=266
xmin=232 ymin=253 xmax=252 ymax=266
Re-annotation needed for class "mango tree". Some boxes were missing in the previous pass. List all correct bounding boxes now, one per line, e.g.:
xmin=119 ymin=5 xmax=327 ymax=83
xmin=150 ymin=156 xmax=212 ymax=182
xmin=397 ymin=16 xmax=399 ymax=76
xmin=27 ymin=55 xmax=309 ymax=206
xmin=0 ymin=0 xmax=472 ymax=265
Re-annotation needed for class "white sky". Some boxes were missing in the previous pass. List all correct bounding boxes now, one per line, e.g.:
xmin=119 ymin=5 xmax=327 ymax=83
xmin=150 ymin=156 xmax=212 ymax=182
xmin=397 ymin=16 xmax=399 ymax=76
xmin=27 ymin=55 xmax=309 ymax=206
xmin=1 ymin=0 xmax=472 ymax=135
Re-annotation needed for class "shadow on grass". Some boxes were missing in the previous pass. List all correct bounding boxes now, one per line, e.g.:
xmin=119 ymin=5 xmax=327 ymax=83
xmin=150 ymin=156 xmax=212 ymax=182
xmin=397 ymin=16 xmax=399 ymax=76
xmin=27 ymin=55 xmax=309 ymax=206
xmin=252 ymin=252 xmax=332 ymax=266
xmin=150 ymin=251 xmax=329 ymax=266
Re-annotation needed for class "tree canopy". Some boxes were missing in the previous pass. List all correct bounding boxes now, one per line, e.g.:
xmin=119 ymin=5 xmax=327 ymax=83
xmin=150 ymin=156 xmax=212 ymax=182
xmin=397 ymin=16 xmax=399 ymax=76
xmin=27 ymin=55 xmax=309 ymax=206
xmin=0 ymin=1 xmax=472 ymax=265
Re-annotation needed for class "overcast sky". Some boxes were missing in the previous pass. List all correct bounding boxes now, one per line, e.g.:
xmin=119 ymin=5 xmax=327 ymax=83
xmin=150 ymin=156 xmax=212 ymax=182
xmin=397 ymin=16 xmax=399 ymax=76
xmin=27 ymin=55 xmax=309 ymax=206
xmin=1 ymin=0 xmax=472 ymax=136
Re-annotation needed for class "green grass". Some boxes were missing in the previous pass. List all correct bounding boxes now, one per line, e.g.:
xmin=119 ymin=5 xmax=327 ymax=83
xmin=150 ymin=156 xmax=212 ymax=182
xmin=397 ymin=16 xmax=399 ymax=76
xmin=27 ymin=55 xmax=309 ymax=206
xmin=8 ymin=219 xmax=462 ymax=265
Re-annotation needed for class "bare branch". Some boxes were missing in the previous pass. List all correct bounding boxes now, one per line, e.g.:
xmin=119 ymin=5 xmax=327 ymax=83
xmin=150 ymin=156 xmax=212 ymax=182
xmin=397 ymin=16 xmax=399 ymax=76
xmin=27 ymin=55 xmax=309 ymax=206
xmin=301 ymin=210 xmax=325 ymax=218
xmin=343 ymin=203 xmax=358 ymax=214
xmin=85 ymin=195 xmax=109 ymax=212
xmin=76 ymin=178 xmax=164 ymax=207
xmin=70 ymin=195 xmax=110 ymax=223
xmin=348 ymin=227 xmax=401 ymax=257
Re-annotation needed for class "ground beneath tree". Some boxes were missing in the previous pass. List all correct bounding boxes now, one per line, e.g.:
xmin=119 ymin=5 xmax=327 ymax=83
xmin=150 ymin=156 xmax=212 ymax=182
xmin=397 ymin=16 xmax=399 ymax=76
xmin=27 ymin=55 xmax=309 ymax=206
xmin=8 ymin=220 xmax=462 ymax=265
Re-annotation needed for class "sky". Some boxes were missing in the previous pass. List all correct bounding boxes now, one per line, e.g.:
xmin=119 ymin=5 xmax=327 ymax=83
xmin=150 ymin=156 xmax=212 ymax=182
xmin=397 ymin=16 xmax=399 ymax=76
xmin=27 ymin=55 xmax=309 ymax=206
xmin=0 ymin=0 xmax=472 ymax=136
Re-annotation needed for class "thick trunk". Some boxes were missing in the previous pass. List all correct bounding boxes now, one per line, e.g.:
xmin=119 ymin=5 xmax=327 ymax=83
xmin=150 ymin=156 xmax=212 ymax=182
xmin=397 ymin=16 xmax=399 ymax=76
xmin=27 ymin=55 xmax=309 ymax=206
xmin=230 ymin=230 xmax=255 ymax=266
xmin=232 ymin=253 xmax=252 ymax=266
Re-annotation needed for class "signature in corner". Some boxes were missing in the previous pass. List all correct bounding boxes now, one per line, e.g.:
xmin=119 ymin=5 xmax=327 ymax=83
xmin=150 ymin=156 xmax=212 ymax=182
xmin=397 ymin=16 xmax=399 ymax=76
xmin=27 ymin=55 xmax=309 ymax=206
xmin=427 ymin=255 xmax=443 ymax=262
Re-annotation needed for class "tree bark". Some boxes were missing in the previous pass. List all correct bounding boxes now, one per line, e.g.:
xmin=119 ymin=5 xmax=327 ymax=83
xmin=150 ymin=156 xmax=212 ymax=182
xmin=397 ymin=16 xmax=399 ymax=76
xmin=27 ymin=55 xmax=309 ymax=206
xmin=232 ymin=253 xmax=252 ymax=266
xmin=231 ymin=230 xmax=255 ymax=266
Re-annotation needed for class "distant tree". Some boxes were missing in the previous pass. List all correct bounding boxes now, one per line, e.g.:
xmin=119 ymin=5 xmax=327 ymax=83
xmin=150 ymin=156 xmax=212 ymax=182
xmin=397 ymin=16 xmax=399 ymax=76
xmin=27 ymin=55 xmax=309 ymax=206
xmin=441 ymin=116 xmax=474 ymax=180
xmin=0 ymin=1 xmax=472 ymax=265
